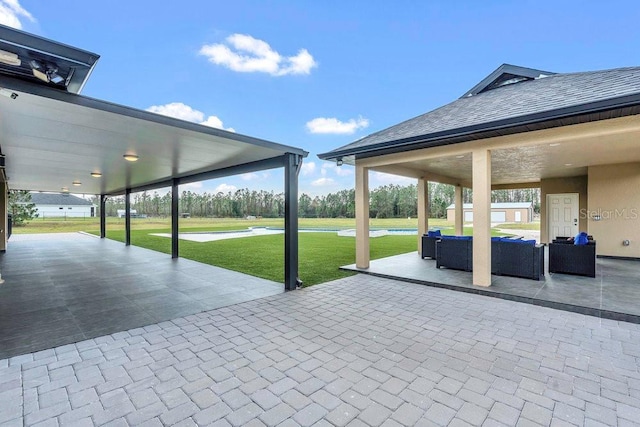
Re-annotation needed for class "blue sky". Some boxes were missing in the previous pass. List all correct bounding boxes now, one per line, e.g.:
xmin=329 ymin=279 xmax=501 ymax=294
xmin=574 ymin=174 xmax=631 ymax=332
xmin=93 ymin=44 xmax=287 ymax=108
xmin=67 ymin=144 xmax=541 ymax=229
xmin=4 ymin=1 xmax=640 ymax=196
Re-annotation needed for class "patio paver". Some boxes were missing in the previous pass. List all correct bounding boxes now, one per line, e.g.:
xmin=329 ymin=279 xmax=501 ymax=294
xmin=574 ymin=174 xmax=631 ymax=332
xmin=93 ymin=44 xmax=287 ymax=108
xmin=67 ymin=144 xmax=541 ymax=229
xmin=2 ymin=274 xmax=640 ymax=426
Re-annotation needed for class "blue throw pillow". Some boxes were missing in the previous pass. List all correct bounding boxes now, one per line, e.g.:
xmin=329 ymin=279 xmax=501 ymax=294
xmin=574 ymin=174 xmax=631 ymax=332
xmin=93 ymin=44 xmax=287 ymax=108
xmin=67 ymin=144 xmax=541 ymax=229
xmin=574 ymin=232 xmax=589 ymax=245
xmin=427 ymin=230 xmax=441 ymax=237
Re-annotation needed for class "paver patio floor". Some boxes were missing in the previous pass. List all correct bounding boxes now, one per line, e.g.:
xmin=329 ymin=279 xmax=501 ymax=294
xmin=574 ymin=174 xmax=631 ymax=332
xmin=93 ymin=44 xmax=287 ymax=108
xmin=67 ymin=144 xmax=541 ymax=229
xmin=2 ymin=274 xmax=640 ymax=426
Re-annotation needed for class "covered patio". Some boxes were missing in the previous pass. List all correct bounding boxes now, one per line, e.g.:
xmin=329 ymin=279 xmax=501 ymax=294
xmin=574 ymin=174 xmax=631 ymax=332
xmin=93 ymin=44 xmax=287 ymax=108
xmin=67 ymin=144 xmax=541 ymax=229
xmin=320 ymin=64 xmax=640 ymax=288
xmin=0 ymin=27 xmax=306 ymax=290
xmin=0 ymin=233 xmax=283 ymax=359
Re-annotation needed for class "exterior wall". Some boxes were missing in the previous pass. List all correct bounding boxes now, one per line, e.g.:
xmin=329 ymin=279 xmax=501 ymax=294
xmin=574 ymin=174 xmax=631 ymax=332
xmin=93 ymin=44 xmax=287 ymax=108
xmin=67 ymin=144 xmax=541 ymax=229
xmin=587 ymin=163 xmax=640 ymax=258
xmin=446 ymin=207 xmax=531 ymax=223
xmin=36 ymin=204 xmax=94 ymax=218
xmin=540 ymin=176 xmax=588 ymax=244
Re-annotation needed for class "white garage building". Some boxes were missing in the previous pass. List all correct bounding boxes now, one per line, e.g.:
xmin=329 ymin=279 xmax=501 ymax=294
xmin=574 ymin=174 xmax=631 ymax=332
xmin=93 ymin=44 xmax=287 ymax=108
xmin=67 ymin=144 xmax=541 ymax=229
xmin=446 ymin=202 xmax=533 ymax=223
xmin=31 ymin=192 xmax=95 ymax=218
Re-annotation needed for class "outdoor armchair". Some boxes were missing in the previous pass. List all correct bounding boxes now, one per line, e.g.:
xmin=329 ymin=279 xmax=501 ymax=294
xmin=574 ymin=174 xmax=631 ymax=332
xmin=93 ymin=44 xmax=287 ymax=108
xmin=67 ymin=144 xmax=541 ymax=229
xmin=549 ymin=239 xmax=596 ymax=277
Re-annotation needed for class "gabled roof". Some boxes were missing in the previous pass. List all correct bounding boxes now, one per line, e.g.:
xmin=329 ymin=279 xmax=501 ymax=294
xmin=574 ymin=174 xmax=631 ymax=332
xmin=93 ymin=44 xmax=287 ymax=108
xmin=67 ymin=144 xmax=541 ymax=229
xmin=460 ymin=64 xmax=554 ymax=98
xmin=319 ymin=65 xmax=640 ymax=162
xmin=30 ymin=192 xmax=93 ymax=206
xmin=446 ymin=202 xmax=533 ymax=210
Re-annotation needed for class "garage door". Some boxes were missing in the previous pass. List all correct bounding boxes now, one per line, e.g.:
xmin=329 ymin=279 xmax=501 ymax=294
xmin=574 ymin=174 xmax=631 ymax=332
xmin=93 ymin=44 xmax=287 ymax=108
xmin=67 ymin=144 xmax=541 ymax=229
xmin=491 ymin=211 xmax=506 ymax=222
xmin=464 ymin=211 xmax=473 ymax=222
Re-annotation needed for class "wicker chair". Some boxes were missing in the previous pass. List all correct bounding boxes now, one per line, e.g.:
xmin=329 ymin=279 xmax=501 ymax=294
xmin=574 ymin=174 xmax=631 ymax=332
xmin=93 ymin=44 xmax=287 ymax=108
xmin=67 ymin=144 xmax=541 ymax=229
xmin=421 ymin=235 xmax=441 ymax=259
xmin=549 ymin=239 xmax=596 ymax=277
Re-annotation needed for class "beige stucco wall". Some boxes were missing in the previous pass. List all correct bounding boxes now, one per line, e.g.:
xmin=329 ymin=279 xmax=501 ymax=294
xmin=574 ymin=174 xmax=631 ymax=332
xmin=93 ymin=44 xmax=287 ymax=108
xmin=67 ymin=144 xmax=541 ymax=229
xmin=587 ymin=163 xmax=640 ymax=258
xmin=540 ymin=176 xmax=588 ymax=244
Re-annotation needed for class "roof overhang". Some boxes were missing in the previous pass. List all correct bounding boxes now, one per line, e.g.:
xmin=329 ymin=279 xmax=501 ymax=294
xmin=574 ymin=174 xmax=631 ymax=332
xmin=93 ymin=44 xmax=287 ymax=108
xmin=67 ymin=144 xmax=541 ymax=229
xmin=0 ymin=75 xmax=307 ymax=195
xmin=318 ymin=93 xmax=640 ymax=164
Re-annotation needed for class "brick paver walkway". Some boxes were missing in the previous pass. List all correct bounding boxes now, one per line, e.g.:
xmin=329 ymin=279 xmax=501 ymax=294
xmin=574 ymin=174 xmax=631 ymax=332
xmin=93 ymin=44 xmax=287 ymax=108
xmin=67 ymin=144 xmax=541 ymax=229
xmin=2 ymin=274 xmax=640 ymax=426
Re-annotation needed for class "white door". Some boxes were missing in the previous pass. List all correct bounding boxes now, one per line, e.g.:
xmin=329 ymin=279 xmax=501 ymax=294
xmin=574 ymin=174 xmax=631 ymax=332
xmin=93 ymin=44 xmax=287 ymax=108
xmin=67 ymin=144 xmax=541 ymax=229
xmin=547 ymin=193 xmax=579 ymax=241
xmin=514 ymin=211 xmax=522 ymax=222
xmin=491 ymin=211 xmax=506 ymax=222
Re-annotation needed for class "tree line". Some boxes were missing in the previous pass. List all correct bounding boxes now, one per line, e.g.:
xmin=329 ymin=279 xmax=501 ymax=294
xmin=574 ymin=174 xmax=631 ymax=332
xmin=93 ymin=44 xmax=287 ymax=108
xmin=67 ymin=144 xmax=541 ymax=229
xmin=92 ymin=184 xmax=540 ymax=219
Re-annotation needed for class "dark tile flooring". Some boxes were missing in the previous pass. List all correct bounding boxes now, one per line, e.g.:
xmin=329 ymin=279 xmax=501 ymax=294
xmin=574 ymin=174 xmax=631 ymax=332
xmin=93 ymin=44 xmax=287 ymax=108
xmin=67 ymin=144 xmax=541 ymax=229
xmin=0 ymin=233 xmax=283 ymax=359
xmin=342 ymin=250 xmax=640 ymax=323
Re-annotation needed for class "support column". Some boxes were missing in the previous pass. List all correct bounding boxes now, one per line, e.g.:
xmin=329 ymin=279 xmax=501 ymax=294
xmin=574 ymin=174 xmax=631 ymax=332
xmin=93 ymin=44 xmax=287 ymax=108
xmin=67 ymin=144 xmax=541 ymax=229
xmin=100 ymin=195 xmax=106 ymax=238
xmin=0 ymin=182 xmax=7 ymax=252
xmin=472 ymin=149 xmax=492 ymax=287
xmin=455 ymin=185 xmax=463 ymax=235
xmin=355 ymin=164 xmax=370 ymax=269
xmin=171 ymin=179 xmax=179 ymax=259
xmin=125 ymin=188 xmax=131 ymax=246
xmin=417 ymin=178 xmax=429 ymax=252
xmin=284 ymin=153 xmax=301 ymax=291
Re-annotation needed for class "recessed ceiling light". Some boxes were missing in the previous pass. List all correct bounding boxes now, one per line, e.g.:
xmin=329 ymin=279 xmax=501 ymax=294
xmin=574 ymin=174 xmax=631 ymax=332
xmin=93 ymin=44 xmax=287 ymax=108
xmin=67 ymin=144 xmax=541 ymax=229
xmin=455 ymin=155 xmax=465 ymax=159
xmin=90 ymin=172 xmax=102 ymax=178
xmin=549 ymin=143 xmax=561 ymax=147
xmin=61 ymin=187 xmax=69 ymax=192
xmin=564 ymin=163 xmax=572 ymax=166
xmin=123 ymin=154 xmax=139 ymax=162
xmin=72 ymin=181 xmax=81 ymax=186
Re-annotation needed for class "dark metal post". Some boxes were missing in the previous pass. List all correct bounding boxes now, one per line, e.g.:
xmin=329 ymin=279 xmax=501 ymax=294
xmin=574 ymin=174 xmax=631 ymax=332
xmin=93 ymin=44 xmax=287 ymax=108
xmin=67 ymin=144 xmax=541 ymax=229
xmin=100 ymin=194 xmax=106 ymax=238
xmin=284 ymin=153 xmax=301 ymax=291
xmin=125 ymin=188 xmax=131 ymax=246
xmin=172 ymin=178 xmax=179 ymax=259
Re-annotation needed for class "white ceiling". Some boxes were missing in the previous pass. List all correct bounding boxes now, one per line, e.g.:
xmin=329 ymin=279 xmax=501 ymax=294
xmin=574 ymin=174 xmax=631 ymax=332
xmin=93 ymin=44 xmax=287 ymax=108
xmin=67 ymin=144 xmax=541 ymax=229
xmin=0 ymin=76 xmax=305 ymax=195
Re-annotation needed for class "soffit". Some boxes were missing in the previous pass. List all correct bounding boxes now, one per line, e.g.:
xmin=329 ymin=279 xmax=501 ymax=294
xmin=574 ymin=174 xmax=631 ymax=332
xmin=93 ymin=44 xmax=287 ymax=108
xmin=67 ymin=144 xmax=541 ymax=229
xmin=0 ymin=76 xmax=306 ymax=195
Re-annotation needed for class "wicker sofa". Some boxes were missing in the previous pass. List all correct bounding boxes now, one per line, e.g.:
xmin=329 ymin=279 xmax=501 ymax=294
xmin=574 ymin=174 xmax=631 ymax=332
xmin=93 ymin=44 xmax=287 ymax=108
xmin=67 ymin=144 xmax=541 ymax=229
xmin=549 ymin=238 xmax=596 ymax=277
xmin=435 ymin=236 xmax=544 ymax=280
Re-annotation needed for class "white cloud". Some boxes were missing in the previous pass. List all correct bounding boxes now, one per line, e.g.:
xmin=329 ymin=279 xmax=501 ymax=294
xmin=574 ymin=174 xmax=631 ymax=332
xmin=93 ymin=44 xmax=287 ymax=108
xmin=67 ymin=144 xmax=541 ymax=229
xmin=199 ymin=33 xmax=317 ymax=76
xmin=214 ymin=183 xmax=237 ymax=193
xmin=182 ymin=182 xmax=203 ymax=190
xmin=300 ymin=161 xmax=316 ymax=177
xmin=0 ymin=0 xmax=34 ymax=29
xmin=322 ymin=163 xmax=353 ymax=177
xmin=371 ymin=172 xmax=416 ymax=186
xmin=146 ymin=102 xmax=234 ymax=131
xmin=241 ymin=172 xmax=259 ymax=181
xmin=311 ymin=177 xmax=335 ymax=187
xmin=306 ymin=116 xmax=369 ymax=135
xmin=201 ymin=115 xmax=235 ymax=132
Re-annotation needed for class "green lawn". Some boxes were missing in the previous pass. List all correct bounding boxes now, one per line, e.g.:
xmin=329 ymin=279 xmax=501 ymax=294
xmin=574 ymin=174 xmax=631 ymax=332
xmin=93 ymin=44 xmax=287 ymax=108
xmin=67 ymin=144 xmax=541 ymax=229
xmin=17 ymin=216 xmax=510 ymax=286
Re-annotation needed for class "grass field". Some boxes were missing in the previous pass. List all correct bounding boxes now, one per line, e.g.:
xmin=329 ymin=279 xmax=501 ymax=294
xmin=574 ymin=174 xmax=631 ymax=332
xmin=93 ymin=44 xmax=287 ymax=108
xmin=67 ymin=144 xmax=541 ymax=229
xmin=14 ymin=217 xmax=513 ymax=286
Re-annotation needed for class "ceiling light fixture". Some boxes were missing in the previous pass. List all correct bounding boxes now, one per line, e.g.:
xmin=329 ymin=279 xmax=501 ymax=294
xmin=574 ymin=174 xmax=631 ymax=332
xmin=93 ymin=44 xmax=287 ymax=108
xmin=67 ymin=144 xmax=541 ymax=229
xmin=0 ymin=49 xmax=20 ymax=66
xmin=564 ymin=163 xmax=573 ymax=166
xmin=30 ymin=59 xmax=65 ymax=85
xmin=90 ymin=172 xmax=102 ymax=178
xmin=123 ymin=154 xmax=139 ymax=162
xmin=72 ymin=181 xmax=81 ymax=186
xmin=61 ymin=187 xmax=69 ymax=192
xmin=549 ymin=143 xmax=561 ymax=147
xmin=336 ymin=157 xmax=343 ymax=166
xmin=455 ymin=155 xmax=465 ymax=158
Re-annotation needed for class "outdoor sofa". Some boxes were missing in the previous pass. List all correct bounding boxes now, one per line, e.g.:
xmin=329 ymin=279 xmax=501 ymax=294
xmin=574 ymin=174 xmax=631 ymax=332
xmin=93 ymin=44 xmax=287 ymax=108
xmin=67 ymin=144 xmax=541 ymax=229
xmin=549 ymin=237 xmax=596 ymax=277
xmin=435 ymin=236 xmax=544 ymax=280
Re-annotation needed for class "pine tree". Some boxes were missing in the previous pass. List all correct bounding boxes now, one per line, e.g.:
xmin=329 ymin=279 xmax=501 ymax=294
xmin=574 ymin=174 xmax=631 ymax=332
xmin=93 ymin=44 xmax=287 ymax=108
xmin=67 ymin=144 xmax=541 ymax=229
xmin=9 ymin=190 xmax=38 ymax=226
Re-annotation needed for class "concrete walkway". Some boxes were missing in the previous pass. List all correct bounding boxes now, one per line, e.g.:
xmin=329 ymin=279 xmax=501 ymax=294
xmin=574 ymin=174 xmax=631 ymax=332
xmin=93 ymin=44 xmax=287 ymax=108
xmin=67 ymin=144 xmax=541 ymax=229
xmin=2 ymin=274 xmax=640 ymax=426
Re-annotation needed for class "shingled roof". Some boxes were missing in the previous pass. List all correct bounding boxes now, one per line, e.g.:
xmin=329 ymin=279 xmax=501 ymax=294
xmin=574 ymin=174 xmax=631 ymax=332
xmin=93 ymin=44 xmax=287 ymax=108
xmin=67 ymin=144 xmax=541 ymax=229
xmin=319 ymin=64 xmax=640 ymax=162
xmin=30 ymin=192 xmax=93 ymax=206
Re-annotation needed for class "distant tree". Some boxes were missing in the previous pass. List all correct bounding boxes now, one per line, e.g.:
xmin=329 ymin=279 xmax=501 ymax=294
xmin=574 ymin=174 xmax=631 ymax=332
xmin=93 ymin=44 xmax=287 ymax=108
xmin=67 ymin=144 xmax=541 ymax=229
xmin=9 ymin=190 xmax=38 ymax=226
